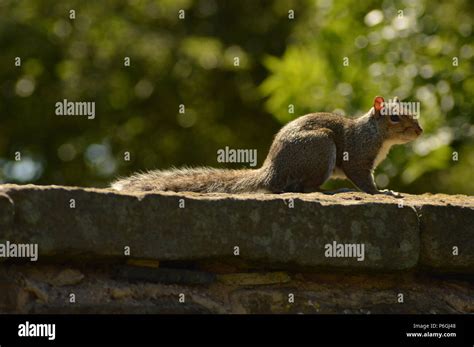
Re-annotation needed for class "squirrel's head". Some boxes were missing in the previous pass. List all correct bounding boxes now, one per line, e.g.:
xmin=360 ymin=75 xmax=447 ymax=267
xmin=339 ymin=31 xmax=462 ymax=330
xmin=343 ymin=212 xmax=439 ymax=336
xmin=371 ymin=96 xmax=423 ymax=143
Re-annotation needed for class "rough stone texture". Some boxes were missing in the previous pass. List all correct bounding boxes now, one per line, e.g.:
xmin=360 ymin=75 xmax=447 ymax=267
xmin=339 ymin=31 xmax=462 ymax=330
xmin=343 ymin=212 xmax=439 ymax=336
xmin=420 ymin=205 xmax=474 ymax=272
xmin=0 ymin=184 xmax=472 ymax=314
xmin=0 ymin=193 xmax=14 ymax=234
xmin=218 ymin=272 xmax=291 ymax=285
xmin=0 ymin=264 xmax=472 ymax=314
xmin=0 ymin=184 xmax=472 ymax=272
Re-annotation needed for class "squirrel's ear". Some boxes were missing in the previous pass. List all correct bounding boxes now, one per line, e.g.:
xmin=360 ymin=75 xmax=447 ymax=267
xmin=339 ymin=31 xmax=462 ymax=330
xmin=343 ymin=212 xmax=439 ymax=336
xmin=374 ymin=96 xmax=384 ymax=111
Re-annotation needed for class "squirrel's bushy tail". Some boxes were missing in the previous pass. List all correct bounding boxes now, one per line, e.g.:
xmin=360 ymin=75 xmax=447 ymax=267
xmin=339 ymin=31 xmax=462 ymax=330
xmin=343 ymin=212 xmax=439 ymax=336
xmin=111 ymin=167 xmax=267 ymax=193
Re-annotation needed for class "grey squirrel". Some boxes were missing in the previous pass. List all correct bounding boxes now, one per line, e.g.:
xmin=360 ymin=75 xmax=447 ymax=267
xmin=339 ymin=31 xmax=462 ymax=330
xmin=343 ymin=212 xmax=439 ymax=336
xmin=111 ymin=96 xmax=422 ymax=194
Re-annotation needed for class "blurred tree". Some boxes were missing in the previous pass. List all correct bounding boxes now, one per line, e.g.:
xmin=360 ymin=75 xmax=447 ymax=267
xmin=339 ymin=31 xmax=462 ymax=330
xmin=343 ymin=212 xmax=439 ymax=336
xmin=0 ymin=0 xmax=301 ymax=186
xmin=0 ymin=0 xmax=472 ymax=194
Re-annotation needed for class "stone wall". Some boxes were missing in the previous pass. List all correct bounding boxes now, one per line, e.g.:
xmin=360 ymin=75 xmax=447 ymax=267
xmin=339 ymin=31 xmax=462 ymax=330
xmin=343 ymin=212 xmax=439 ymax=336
xmin=0 ymin=184 xmax=472 ymax=313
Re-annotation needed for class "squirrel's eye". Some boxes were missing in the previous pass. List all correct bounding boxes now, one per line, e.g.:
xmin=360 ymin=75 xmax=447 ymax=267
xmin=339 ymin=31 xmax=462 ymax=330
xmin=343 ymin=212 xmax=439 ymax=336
xmin=390 ymin=115 xmax=400 ymax=122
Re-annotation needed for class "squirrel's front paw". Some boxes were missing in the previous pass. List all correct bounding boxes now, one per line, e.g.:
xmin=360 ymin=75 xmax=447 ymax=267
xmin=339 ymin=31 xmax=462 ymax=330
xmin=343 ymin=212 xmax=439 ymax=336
xmin=378 ymin=189 xmax=403 ymax=198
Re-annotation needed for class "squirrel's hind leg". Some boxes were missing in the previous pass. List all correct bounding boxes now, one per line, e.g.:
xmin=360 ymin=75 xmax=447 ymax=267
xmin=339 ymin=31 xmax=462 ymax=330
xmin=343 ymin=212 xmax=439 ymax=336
xmin=300 ymin=131 xmax=337 ymax=192
xmin=267 ymin=130 xmax=337 ymax=193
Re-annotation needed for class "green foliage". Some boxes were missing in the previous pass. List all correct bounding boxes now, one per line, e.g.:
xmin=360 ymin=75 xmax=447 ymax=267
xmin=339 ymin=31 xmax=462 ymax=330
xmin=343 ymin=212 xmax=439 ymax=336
xmin=260 ymin=0 xmax=474 ymax=194
xmin=0 ymin=0 xmax=472 ymax=194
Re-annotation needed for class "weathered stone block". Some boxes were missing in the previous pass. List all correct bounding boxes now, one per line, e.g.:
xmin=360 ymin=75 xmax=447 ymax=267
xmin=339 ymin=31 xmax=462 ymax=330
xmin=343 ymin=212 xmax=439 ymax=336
xmin=420 ymin=204 xmax=474 ymax=272
xmin=0 ymin=193 xmax=14 ymax=235
xmin=1 ymin=185 xmax=473 ymax=272
xmin=0 ymin=185 xmax=421 ymax=270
